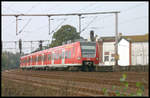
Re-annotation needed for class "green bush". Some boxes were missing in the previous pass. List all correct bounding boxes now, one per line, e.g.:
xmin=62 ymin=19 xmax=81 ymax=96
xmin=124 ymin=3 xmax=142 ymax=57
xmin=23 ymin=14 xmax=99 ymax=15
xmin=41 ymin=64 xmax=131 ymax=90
xmin=102 ymin=73 xmax=145 ymax=96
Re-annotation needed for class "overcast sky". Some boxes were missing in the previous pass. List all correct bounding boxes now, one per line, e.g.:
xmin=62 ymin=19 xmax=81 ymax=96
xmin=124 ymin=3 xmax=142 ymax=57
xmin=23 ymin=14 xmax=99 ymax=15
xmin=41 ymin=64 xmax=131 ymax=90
xmin=2 ymin=1 xmax=148 ymax=53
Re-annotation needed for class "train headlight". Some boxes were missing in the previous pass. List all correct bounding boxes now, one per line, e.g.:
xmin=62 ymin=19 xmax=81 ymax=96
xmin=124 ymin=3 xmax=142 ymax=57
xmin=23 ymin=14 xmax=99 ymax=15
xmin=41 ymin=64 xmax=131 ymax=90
xmin=96 ymin=58 xmax=99 ymax=60
xmin=77 ymin=57 xmax=81 ymax=60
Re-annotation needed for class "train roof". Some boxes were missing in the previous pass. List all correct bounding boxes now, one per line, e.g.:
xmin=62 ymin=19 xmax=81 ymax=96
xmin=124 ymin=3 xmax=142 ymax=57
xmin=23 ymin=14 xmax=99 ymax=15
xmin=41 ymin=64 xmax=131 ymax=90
xmin=21 ymin=41 xmax=79 ymax=58
xmin=20 ymin=41 xmax=96 ymax=58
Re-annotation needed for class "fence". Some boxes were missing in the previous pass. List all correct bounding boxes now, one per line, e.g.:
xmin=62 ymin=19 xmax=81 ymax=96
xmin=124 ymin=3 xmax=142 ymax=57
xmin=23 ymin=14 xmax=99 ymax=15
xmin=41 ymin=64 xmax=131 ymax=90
xmin=96 ymin=65 xmax=149 ymax=72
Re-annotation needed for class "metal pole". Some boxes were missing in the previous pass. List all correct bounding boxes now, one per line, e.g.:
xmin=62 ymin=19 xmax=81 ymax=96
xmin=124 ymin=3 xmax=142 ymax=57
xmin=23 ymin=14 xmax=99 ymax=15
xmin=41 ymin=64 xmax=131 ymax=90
xmin=15 ymin=41 xmax=17 ymax=53
xmin=79 ymin=14 xmax=81 ymax=34
xmin=115 ymin=12 xmax=119 ymax=71
xmin=48 ymin=16 xmax=51 ymax=35
xmin=31 ymin=41 xmax=32 ymax=53
xmin=15 ymin=16 xmax=18 ymax=36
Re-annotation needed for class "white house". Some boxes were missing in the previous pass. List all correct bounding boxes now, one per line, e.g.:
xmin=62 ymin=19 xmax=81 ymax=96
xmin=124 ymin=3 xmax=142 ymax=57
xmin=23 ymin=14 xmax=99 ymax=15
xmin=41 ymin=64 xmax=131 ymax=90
xmin=97 ymin=33 xmax=148 ymax=66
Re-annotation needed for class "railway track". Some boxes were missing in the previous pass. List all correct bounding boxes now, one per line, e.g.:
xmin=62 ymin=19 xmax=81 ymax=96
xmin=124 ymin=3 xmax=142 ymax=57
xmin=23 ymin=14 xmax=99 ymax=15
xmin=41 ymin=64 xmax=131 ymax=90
xmin=4 ymin=70 xmax=148 ymax=89
xmin=2 ymin=70 xmax=149 ymax=96
xmin=2 ymin=73 xmax=116 ymax=96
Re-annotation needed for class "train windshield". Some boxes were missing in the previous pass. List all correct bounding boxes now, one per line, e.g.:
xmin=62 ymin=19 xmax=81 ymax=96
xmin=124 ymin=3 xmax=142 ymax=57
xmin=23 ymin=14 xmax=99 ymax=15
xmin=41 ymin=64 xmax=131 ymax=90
xmin=80 ymin=42 xmax=96 ymax=58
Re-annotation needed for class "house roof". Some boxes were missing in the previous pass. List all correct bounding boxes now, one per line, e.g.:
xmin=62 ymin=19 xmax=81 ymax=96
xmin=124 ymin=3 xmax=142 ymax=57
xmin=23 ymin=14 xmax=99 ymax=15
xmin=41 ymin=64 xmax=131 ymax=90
xmin=99 ymin=33 xmax=149 ymax=42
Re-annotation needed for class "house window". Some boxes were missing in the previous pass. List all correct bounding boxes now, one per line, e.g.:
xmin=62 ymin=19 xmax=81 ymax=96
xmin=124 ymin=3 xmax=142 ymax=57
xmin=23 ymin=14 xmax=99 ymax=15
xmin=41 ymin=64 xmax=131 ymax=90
xmin=104 ymin=56 xmax=109 ymax=61
xmin=111 ymin=57 xmax=115 ymax=61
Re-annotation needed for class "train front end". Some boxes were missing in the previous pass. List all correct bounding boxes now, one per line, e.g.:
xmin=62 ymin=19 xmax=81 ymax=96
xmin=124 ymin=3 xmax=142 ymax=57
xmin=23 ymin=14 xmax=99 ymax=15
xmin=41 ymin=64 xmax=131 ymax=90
xmin=80 ymin=41 xmax=99 ymax=71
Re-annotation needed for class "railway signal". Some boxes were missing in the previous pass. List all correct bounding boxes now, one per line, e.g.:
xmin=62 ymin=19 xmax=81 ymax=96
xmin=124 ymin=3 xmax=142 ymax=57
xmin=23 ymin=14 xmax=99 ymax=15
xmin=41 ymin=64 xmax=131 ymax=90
xmin=90 ymin=30 xmax=95 ymax=42
xmin=19 ymin=39 xmax=22 ymax=54
xmin=39 ymin=40 xmax=43 ymax=50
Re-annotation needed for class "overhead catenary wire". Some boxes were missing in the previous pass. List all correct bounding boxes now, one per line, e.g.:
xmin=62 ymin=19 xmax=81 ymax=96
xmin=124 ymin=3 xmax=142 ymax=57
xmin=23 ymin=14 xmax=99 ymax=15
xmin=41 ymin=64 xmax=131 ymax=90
xmin=49 ymin=18 xmax=68 ymax=35
xmin=81 ymin=16 xmax=98 ymax=33
xmin=18 ymin=18 xmax=32 ymax=34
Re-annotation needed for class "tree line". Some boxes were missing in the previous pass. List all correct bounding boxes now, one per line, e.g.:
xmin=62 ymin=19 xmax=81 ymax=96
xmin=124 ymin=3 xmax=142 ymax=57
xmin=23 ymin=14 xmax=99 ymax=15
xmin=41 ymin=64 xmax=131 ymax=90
xmin=1 ymin=51 xmax=21 ymax=71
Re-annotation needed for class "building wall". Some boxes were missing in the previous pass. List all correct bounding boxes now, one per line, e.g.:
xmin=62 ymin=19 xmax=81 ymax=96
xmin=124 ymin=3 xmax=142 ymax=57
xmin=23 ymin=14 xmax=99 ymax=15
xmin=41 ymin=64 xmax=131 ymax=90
xmin=102 ymin=42 xmax=115 ymax=65
xmin=131 ymin=42 xmax=149 ymax=65
xmin=97 ymin=41 xmax=103 ymax=64
xmin=118 ymin=39 xmax=130 ymax=66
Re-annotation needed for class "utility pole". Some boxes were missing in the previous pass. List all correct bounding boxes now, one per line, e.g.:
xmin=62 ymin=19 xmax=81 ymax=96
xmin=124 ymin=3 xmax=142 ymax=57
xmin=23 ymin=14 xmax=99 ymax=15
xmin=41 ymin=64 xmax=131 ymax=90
xmin=31 ymin=41 xmax=32 ymax=53
xmin=15 ymin=16 xmax=19 ymax=36
xmin=79 ymin=14 xmax=81 ymax=34
xmin=114 ymin=12 xmax=119 ymax=71
xmin=48 ymin=16 xmax=51 ymax=35
xmin=15 ymin=41 xmax=17 ymax=53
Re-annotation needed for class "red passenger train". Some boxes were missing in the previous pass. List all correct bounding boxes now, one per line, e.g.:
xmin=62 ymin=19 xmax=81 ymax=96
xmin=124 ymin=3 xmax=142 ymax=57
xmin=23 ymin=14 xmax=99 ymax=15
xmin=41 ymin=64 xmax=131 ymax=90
xmin=20 ymin=41 xmax=99 ymax=71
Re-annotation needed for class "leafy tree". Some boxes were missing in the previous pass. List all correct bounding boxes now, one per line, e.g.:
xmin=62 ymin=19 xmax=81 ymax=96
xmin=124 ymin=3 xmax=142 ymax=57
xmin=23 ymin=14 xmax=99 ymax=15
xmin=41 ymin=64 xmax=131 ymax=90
xmin=50 ymin=25 xmax=83 ymax=47
xmin=1 ymin=51 xmax=21 ymax=71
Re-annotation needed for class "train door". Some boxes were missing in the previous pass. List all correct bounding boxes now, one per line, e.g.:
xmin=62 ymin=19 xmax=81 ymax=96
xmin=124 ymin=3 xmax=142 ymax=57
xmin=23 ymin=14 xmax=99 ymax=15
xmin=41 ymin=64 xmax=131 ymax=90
xmin=62 ymin=49 xmax=65 ymax=65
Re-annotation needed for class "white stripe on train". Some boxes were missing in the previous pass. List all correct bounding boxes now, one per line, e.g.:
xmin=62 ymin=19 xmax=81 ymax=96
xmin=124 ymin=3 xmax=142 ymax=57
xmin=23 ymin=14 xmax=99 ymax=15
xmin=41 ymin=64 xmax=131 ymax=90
xmin=20 ymin=64 xmax=82 ymax=68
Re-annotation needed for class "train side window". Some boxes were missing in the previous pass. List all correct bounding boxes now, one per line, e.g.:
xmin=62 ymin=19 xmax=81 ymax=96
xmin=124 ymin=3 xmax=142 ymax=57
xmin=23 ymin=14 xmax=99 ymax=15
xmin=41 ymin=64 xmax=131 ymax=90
xmin=55 ymin=52 xmax=59 ymax=60
xmin=65 ymin=51 xmax=68 ymax=59
xmin=31 ymin=56 xmax=32 ymax=63
xmin=33 ymin=56 xmax=35 ymax=63
xmin=55 ymin=53 xmax=57 ymax=60
xmin=38 ymin=55 xmax=41 ymax=62
xmin=62 ymin=52 xmax=64 ymax=59
xmin=41 ymin=55 xmax=43 ymax=62
xmin=48 ymin=54 xmax=51 ymax=61
xmin=36 ymin=55 xmax=38 ymax=62
xmin=72 ymin=47 xmax=75 ymax=57
xmin=44 ymin=54 xmax=47 ymax=61
xmin=57 ymin=53 xmax=59 ymax=60
xmin=27 ymin=57 xmax=29 ymax=63
xmin=28 ymin=57 xmax=30 ymax=63
xmin=68 ymin=50 xmax=71 ymax=58
xmin=51 ymin=53 xmax=53 ymax=60
xmin=59 ymin=53 xmax=62 ymax=59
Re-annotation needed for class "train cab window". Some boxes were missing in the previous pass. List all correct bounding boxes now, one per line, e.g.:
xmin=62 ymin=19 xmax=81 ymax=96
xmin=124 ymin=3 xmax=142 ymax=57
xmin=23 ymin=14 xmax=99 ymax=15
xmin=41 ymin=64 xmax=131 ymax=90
xmin=80 ymin=42 xmax=96 ymax=58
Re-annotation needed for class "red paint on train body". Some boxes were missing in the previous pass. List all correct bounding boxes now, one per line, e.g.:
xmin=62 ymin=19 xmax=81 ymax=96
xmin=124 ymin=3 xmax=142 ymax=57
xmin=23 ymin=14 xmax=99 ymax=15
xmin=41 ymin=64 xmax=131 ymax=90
xmin=20 ymin=41 xmax=99 ymax=69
